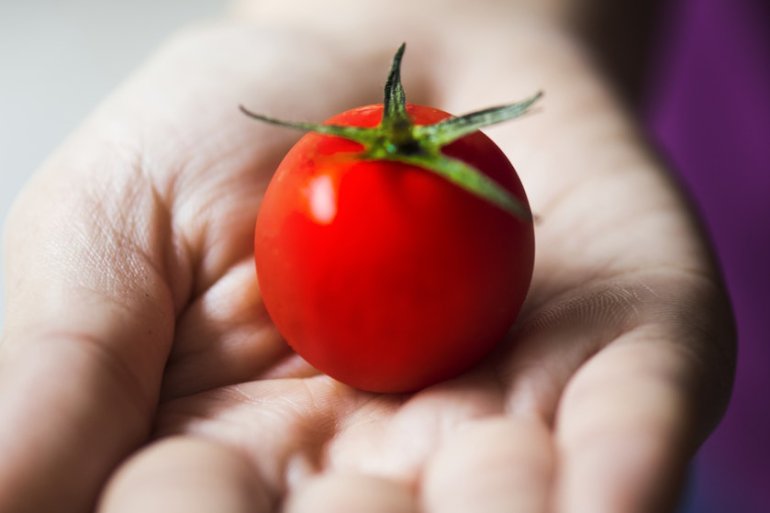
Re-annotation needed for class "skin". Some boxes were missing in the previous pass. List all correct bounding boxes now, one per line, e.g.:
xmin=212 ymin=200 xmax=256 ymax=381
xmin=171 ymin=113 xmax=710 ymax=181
xmin=0 ymin=3 xmax=734 ymax=513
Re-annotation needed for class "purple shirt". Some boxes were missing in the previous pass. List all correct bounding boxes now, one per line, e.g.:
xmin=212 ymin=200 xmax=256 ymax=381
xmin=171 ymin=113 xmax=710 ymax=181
xmin=646 ymin=0 xmax=770 ymax=511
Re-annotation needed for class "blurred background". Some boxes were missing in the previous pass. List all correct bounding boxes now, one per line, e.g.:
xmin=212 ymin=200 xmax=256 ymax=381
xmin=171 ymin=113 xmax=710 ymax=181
xmin=0 ymin=0 xmax=224 ymax=283
xmin=645 ymin=1 xmax=769 ymax=512
xmin=1 ymin=1 xmax=767 ymax=512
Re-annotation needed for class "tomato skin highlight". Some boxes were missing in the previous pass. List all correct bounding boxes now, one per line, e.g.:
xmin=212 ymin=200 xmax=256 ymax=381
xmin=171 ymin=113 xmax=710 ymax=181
xmin=255 ymin=103 xmax=534 ymax=393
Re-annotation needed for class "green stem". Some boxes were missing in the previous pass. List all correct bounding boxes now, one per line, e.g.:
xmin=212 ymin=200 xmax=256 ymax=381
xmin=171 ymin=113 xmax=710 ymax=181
xmin=383 ymin=43 xmax=410 ymax=126
xmin=240 ymin=44 xmax=542 ymax=221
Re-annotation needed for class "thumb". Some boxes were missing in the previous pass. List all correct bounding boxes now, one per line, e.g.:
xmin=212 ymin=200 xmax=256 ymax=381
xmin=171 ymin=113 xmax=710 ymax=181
xmin=0 ymin=142 xmax=182 ymax=512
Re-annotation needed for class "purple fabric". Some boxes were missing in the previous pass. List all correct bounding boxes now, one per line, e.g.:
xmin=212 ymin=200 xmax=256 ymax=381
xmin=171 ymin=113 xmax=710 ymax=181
xmin=646 ymin=0 xmax=770 ymax=511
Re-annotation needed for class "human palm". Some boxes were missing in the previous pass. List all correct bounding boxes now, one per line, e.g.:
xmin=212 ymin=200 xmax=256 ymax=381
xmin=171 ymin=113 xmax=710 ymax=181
xmin=0 ymin=18 xmax=733 ymax=513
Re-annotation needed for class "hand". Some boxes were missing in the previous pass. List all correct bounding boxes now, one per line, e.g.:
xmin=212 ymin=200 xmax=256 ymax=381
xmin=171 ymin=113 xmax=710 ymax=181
xmin=0 ymin=9 xmax=734 ymax=513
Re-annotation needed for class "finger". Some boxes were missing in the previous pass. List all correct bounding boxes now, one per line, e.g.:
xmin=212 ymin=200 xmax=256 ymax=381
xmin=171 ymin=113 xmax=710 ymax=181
xmin=160 ymin=260 xmax=293 ymax=400
xmin=421 ymin=417 xmax=553 ymax=513
xmin=0 ymin=216 xmax=177 ymax=511
xmin=98 ymin=437 xmax=272 ymax=513
xmin=0 ymin=122 xmax=180 ymax=512
xmin=285 ymin=472 xmax=417 ymax=513
xmin=554 ymin=325 xmax=724 ymax=513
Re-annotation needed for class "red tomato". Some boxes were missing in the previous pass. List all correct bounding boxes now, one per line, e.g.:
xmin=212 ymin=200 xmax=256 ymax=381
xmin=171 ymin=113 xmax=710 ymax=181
xmin=254 ymin=103 xmax=534 ymax=393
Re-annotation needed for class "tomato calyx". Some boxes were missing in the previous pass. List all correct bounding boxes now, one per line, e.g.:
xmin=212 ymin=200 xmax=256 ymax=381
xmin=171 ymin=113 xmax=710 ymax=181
xmin=240 ymin=43 xmax=542 ymax=220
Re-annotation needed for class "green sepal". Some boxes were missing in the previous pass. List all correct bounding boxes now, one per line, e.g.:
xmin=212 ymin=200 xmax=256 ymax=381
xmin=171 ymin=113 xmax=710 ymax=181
xmin=414 ymin=91 xmax=543 ymax=146
xmin=240 ymin=44 xmax=542 ymax=221
xmin=238 ymin=106 xmax=379 ymax=145
xmin=370 ymin=150 xmax=532 ymax=219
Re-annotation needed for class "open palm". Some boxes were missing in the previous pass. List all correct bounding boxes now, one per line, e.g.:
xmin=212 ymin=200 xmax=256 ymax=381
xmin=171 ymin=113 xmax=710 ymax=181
xmin=0 ymin=14 xmax=734 ymax=513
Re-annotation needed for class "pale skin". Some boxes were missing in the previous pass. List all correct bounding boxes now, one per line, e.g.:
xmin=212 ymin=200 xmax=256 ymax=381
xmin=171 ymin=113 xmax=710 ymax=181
xmin=0 ymin=2 xmax=735 ymax=512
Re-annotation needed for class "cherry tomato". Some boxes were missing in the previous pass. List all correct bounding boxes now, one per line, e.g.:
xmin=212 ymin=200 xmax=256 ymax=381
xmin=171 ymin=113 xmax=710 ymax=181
xmin=253 ymin=102 xmax=534 ymax=392
xmin=245 ymin=44 xmax=539 ymax=392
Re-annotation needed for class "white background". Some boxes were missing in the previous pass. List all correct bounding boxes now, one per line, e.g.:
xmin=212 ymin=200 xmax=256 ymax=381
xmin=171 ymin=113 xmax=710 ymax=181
xmin=0 ymin=0 xmax=226 ymax=328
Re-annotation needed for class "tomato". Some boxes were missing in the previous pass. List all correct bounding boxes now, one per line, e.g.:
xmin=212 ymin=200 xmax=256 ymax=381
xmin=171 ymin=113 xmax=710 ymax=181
xmin=246 ymin=45 xmax=538 ymax=393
